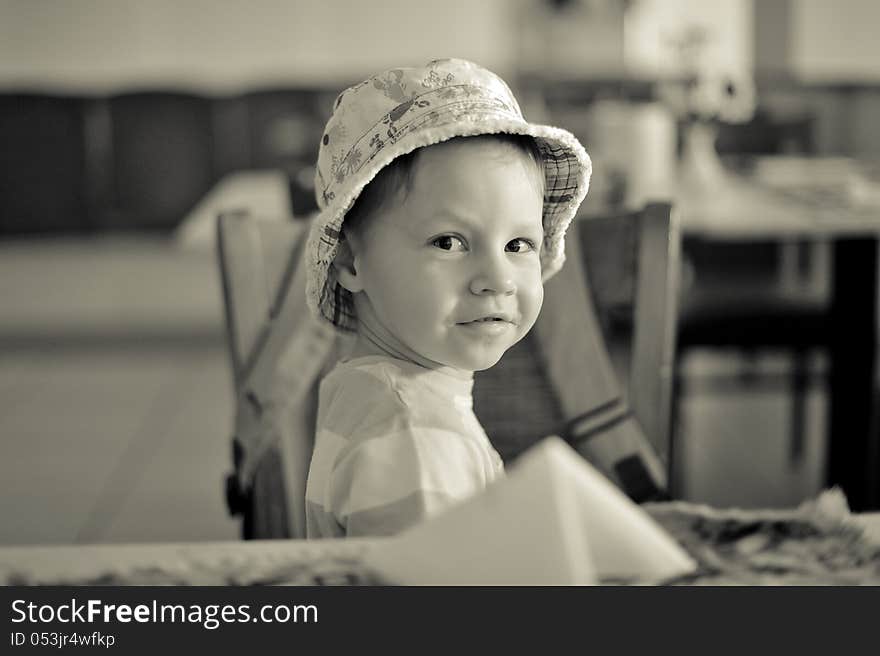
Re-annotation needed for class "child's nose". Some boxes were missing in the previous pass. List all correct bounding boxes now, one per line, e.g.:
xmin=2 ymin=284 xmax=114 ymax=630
xmin=469 ymin=257 xmax=516 ymax=296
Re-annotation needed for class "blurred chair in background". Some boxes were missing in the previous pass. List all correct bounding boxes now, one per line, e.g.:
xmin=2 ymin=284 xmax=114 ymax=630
xmin=216 ymin=203 xmax=678 ymax=539
xmin=242 ymin=89 xmax=331 ymax=217
xmin=104 ymin=92 xmax=216 ymax=232
xmin=0 ymin=94 xmax=90 ymax=235
xmin=0 ymin=87 xmax=335 ymax=237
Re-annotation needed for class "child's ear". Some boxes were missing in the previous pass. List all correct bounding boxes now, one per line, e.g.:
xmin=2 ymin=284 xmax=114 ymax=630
xmin=333 ymin=237 xmax=364 ymax=293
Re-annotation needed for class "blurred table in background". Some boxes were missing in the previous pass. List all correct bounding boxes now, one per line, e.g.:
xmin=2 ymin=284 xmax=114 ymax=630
xmin=676 ymin=156 xmax=880 ymax=511
xmin=678 ymin=157 xmax=880 ymax=239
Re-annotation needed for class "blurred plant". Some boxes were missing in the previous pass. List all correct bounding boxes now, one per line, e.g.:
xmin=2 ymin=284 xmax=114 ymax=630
xmin=660 ymin=25 xmax=755 ymax=125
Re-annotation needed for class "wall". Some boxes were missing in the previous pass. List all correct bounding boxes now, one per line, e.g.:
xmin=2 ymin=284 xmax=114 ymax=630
xmin=755 ymin=0 xmax=880 ymax=82
xmin=754 ymin=0 xmax=880 ymax=155
xmin=788 ymin=0 xmax=880 ymax=155
xmin=515 ymin=0 xmax=627 ymax=78
xmin=624 ymin=0 xmax=754 ymax=76
xmin=791 ymin=0 xmax=880 ymax=82
xmin=1 ymin=0 xmax=765 ymax=91
xmin=0 ymin=0 xmax=518 ymax=92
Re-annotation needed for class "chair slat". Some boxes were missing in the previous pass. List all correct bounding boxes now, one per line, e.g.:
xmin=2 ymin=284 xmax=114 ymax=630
xmin=630 ymin=203 xmax=680 ymax=479
xmin=216 ymin=212 xmax=274 ymax=385
xmin=476 ymin=203 xmax=679 ymax=494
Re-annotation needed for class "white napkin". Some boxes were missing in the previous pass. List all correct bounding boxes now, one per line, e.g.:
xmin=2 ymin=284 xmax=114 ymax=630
xmin=363 ymin=436 xmax=696 ymax=585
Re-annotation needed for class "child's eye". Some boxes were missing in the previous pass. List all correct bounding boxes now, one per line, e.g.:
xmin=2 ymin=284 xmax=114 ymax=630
xmin=431 ymin=235 xmax=466 ymax=252
xmin=505 ymin=238 xmax=537 ymax=253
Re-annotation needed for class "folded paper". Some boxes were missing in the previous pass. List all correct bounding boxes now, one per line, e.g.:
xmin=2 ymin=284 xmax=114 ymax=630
xmin=363 ymin=436 xmax=696 ymax=585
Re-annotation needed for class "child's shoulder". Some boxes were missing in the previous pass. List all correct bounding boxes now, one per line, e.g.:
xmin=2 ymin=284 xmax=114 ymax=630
xmin=320 ymin=355 xmax=414 ymax=407
xmin=317 ymin=356 xmax=422 ymax=439
xmin=325 ymin=355 xmax=416 ymax=387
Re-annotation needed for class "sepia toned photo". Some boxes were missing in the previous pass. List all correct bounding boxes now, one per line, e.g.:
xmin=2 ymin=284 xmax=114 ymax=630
xmin=1 ymin=0 xmax=878 ymax=598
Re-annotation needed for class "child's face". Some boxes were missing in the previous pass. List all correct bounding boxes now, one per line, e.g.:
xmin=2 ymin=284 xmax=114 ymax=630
xmin=341 ymin=137 xmax=545 ymax=372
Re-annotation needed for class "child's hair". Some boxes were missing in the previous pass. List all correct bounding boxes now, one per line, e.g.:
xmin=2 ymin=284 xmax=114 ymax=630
xmin=341 ymin=133 xmax=545 ymax=239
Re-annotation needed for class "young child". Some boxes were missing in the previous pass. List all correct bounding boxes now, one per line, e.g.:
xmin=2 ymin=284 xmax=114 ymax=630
xmin=304 ymin=58 xmax=591 ymax=538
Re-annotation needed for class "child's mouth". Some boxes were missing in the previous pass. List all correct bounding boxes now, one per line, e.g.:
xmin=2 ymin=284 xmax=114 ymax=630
xmin=458 ymin=317 xmax=515 ymax=335
xmin=459 ymin=313 xmax=515 ymax=325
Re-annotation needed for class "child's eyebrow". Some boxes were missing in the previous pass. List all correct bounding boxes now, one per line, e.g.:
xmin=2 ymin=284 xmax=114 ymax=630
xmin=428 ymin=210 xmax=543 ymax=236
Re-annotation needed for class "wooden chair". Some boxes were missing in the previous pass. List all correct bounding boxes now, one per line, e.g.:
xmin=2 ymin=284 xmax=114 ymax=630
xmin=474 ymin=202 xmax=681 ymax=497
xmin=583 ymin=203 xmax=681 ymax=467
xmin=217 ymin=202 xmax=680 ymax=539
xmin=217 ymin=211 xmax=349 ymax=539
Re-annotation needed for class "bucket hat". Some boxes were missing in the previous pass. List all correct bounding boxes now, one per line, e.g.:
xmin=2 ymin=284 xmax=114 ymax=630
xmin=306 ymin=58 xmax=592 ymax=331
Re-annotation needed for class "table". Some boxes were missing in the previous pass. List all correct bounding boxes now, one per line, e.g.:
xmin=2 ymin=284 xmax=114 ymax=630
xmin=2 ymin=512 xmax=877 ymax=586
xmin=0 ymin=538 xmax=382 ymax=586
xmin=677 ymin=159 xmax=880 ymax=511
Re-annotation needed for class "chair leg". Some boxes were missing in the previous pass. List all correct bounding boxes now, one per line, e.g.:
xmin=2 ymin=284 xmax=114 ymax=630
xmin=249 ymin=446 xmax=291 ymax=540
xmin=789 ymin=349 xmax=809 ymax=465
xmin=668 ymin=355 xmax=686 ymax=499
xmin=242 ymin=490 xmax=254 ymax=540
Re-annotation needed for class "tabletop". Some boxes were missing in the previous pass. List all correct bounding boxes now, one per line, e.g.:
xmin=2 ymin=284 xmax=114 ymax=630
xmin=2 ymin=510 xmax=877 ymax=586
xmin=677 ymin=156 xmax=880 ymax=239
xmin=0 ymin=537 xmax=382 ymax=586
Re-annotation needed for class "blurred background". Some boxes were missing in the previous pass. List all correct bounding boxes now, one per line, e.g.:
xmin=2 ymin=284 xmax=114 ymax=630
xmin=2 ymin=0 xmax=879 ymax=545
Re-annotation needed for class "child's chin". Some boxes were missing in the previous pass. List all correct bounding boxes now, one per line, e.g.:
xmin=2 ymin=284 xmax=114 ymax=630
xmin=459 ymin=352 xmax=505 ymax=372
xmin=437 ymin=341 xmax=512 ymax=372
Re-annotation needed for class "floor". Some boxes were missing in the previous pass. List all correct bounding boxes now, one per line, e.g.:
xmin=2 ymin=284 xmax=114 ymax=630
xmin=674 ymin=349 xmax=828 ymax=508
xmin=0 ymin=236 xmax=242 ymax=546
xmin=0 ymin=342 xmax=241 ymax=545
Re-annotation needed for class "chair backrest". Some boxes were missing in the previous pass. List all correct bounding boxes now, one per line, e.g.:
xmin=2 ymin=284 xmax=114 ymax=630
xmin=217 ymin=202 xmax=680 ymax=538
xmin=107 ymin=92 xmax=215 ymax=231
xmin=217 ymin=212 xmax=316 ymax=539
xmin=473 ymin=202 xmax=680 ymax=490
xmin=584 ymin=202 xmax=680 ymax=467
xmin=242 ymin=88 xmax=331 ymax=216
xmin=217 ymin=212 xmax=304 ymax=388
xmin=0 ymin=94 xmax=90 ymax=235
